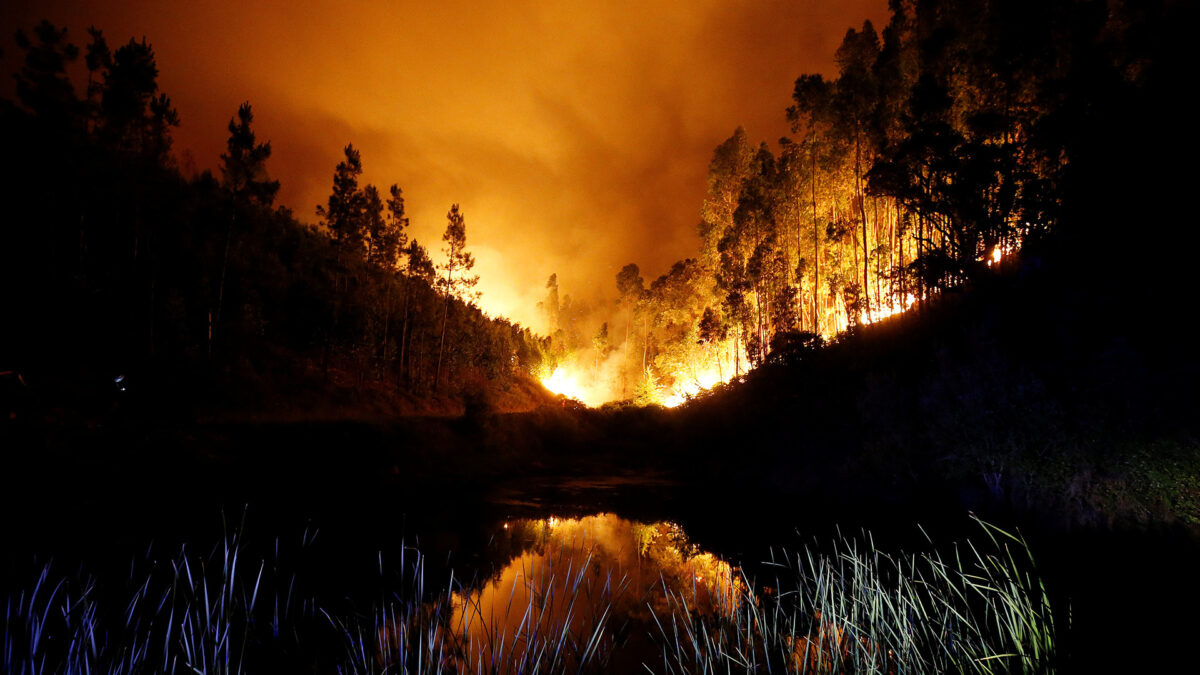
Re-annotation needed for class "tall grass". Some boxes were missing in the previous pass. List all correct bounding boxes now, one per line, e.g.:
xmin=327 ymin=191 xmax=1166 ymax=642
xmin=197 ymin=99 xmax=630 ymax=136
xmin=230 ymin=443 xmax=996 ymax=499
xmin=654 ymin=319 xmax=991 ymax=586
xmin=3 ymin=518 xmax=317 ymax=674
xmin=4 ymin=516 xmax=1055 ymax=674
xmin=326 ymin=542 xmax=624 ymax=674
xmin=647 ymin=516 xmax=1056 ymax=674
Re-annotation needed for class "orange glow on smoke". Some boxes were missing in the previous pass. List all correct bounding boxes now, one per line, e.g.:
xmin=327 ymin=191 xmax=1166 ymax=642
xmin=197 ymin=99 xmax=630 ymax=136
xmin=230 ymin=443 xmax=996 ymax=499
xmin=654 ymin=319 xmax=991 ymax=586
xmin=0 ymin=1 xmax=888 ymax=332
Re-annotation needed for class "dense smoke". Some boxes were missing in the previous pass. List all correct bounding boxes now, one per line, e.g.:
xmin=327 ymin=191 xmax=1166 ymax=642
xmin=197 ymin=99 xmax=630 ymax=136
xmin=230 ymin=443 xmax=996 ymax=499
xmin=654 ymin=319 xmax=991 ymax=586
xmin=0 ymin=0 xmax=887 ymax=329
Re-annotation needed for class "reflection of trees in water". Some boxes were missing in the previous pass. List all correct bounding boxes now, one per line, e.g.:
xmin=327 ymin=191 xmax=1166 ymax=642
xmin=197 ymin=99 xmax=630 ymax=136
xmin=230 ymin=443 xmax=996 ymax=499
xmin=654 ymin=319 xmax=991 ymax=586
xmin=7 ymin=513 xmax=1053 ymax=673
xmin=442 ymin=514 xmax=742 ymax=672
xmin=355 ymin=515 xmax=1054 ymax=674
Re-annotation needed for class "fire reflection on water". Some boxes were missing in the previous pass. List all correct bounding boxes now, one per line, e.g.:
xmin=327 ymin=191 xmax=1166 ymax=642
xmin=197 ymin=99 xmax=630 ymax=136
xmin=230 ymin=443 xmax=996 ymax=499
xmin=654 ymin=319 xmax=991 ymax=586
xmin=447 ymin=513 xmax=742 ymax=671
xmin=363 ymin=511 xmax=1051 ymax=673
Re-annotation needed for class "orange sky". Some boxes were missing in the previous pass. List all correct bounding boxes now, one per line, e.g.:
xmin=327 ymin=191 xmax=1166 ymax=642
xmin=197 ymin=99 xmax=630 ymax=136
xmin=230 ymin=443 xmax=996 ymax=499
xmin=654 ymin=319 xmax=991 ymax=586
xmin=2 ymin=0 xmax=886 ymax=331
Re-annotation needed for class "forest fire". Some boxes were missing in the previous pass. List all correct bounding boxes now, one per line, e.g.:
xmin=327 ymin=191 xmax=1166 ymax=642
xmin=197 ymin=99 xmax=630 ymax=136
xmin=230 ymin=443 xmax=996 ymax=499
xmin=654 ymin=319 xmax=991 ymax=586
xmin=529 ymin=29 xmax=1038 ymax=411
xmin=662 ymin=368 xmax=725 ymax=407
xmin=540 ymin=280 xmax=924 ymax=408
xmin=540 ymin=367 xmax=586 ymax=402
xmin=860 ymin=293 xmax=917 ymax=326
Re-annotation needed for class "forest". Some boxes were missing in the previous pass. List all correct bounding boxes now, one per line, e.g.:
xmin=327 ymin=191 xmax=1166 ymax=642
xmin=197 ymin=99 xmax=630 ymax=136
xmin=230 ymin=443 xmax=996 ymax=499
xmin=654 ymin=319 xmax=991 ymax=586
xmin=0 ymin=23 xmax=557 ymax=420
xmin=539 ymin=0 xmax=1197 ymax=409
xmin=3 ymin=0 xmax=1199 ymax=673
xmin=3 ymin=0 xmax=1194 ymax=416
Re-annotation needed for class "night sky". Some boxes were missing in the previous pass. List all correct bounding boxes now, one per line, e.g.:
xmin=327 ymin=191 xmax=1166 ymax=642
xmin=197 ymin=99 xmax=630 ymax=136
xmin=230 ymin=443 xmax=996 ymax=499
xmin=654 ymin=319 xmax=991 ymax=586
xmin=1 ymin=0 xmax=886 ymax=329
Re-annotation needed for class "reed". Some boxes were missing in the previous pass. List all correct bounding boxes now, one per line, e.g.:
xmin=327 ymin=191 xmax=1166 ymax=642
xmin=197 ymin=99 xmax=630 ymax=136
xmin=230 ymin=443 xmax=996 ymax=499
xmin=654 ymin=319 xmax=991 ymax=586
xmin=4 ymin=516 xmax=1055 ymax=674
xmin=3 ymin=517 xmax=316 ymax=675
xmin=646 ymin=515 xmax=1056 ymax=674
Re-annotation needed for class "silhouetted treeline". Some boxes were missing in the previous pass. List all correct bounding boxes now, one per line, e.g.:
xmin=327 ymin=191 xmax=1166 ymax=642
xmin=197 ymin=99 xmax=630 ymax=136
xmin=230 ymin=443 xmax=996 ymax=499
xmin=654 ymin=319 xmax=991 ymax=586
xmin=0 ymin=22 xmax=549 ymax=417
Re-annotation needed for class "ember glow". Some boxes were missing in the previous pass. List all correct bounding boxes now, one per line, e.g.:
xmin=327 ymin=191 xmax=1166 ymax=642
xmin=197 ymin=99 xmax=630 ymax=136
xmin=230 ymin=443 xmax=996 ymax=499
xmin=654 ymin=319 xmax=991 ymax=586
xmin=662 ymin=367 xmax=725 ymax=408
xmin=538 ymin=364 xmax=619 ymax=408
xmin=540 ymin=367 xmax=586 ymax=402
xmin=540 ymin=282 xmax=920 ymax=408
xmin=861 ymin=293 xmax=917 ymax=326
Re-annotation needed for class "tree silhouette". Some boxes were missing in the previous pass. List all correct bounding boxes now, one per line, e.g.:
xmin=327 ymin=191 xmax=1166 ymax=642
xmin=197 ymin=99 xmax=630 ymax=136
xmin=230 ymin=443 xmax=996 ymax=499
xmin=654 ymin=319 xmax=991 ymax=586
xmin=833 ymin=21 xmax=880 ymax=322
xmin=616 ymin=263 xmax=645 ymax=395
xmin=383 ymin=184 xmax=410 ymax=270
xmin=13 ymin=21 xmax=79 ymax=126
xmin=213 ymin=102 xmax=280 ymax=354
xmin=317 ymin=144 xmax=365 ymax=257
xmin=99 ymin=37 xmax=178 ymax=161
xmin=83 ymin=27 xmax=111 ymax=132
xmin=434 ymin=204 xmax=479 ymax=389
xmin=1 ymin=20 xmax=551 ymax=416
xmin=221 ymin=102 xmax=279 ymax=205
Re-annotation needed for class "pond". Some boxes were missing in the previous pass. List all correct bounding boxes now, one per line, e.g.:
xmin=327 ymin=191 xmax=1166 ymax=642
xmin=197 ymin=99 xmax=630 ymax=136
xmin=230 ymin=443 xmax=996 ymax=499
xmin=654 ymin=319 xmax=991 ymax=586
xmin=4 ymin=426 xmax=1195 ymax=673
xmin=4 ymin=467 xmax=1060 ymax=674
xmin=439 ymin=513 xmax=744 ymax=673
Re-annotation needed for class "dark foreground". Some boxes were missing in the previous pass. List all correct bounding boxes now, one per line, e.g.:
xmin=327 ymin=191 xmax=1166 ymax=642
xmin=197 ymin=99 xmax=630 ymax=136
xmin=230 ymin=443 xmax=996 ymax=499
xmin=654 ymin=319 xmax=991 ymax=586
xmin=3 ymin=408 xmax=1198 ymax=673
xmin=6 ymin=247 xmax=1200 ymax=672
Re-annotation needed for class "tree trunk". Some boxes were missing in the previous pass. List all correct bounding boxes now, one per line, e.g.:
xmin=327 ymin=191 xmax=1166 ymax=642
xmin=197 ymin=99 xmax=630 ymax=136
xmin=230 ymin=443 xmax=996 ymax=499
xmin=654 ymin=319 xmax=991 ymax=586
xmin=795 ymin=194 xmax=805 ymax=332
xmin=435 ymin=296 xmax=449 ymax=391
xmin=399 ymin=276 xmax=411 ymax=386
xmin=622 ymin=305 xmax=632 ymax=398
xmin=855 ymin=131 xmax=871 ymax=322
xmin=380 ymin=276 xmax=393 ymax=380
xmin=733 ymin=325 xmax=741 ymax=377
xmin=812 ymin=150 xmax=820 ymax=335
xmin=435 ymin=297 xmax=449 ymax=391
xmin=873 ymin=196 xmax=882 ymax=312
xmin=641 ymin=312 xmax=649 ymax=376
xmin=435 ymin=268 xmax=454 ymax=391
xmin=324 ymin=246 xmax=343 ymax=381
xmin=917 ymin=211 xmax=924 ymax=310
xmin=850 ymin=194 xmax=860 ymax=323
xmin=215 ymin=211 xmax=234 ymax=342
xmin=755 ymin=280 xmax=764 ymax=364
xmin=890 ymin=200 xmax=897 ymax=310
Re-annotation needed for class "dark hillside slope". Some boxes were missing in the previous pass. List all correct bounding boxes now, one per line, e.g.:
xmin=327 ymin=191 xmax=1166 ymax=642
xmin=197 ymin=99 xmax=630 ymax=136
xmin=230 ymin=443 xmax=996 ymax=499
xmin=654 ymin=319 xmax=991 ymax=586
xmin=671 ymin=250 xmax=1200 ymax=530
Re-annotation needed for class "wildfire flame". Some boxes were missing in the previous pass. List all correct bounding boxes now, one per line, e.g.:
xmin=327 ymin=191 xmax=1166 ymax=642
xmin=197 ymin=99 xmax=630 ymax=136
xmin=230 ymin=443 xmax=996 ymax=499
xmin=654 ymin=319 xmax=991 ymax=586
xmin=861 ymin=293 xmax=917 ymax=326
xmin=662 ymin=368 xmax=724 ymax=408
xmin=540 ymin=245 xmax=1015 ymax=409
xmin=541 ymin=367 xmax=587 ymax=402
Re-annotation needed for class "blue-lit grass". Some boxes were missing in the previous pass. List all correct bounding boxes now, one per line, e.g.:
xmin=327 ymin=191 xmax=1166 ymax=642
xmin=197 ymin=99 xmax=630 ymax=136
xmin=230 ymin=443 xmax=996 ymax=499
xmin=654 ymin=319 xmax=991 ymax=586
xmin=4 ymin=517 xmax=1055 ymax=674
xmin=647 ymin=516 xmax=1057 ymax=674
xmin=327 ymin=536 xmax=627 ymax=674
xmin=3 ymin=521 xmax=316 ymax=675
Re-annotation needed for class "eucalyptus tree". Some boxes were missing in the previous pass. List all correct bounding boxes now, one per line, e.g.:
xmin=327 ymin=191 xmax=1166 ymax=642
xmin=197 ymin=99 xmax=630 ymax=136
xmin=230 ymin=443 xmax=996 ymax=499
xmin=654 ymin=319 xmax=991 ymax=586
xmin=734 ymin=143 xmax=782 ymax=364
xmin=699 ymin=127 xmax=754 ymax=271
xmin=833 ymin=21 xmax=881 ymax=321
xmin=788 ymin=74 xmax=837 ymax=334
xmin=616 ymin=262 xmax=645 ymax=395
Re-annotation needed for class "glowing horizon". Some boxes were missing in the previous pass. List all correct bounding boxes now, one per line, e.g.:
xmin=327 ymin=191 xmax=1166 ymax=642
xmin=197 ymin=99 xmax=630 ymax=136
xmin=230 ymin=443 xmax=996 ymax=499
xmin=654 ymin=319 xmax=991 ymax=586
xmin=0 ymin=0 xmax=887 ymax=331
